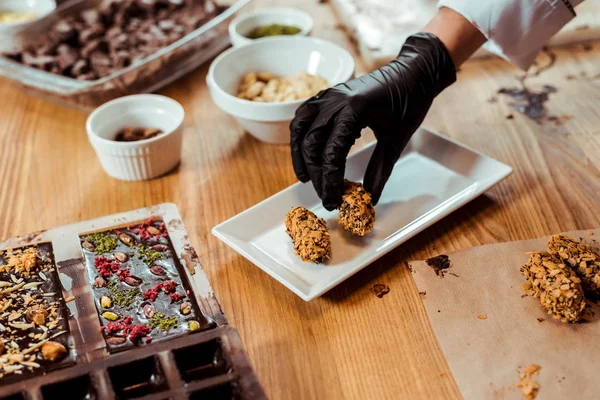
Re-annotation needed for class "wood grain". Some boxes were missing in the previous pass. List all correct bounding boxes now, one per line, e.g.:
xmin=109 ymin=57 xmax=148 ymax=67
xmin=0 ymin=1 xmax=599 ymax=399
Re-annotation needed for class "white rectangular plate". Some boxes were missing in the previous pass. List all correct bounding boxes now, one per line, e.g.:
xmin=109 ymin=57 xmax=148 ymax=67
xmin=212 ymin=128 xmax=512 ymax=301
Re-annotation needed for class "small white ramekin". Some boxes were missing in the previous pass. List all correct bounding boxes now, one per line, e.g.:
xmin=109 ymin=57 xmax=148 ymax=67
xmin=229 ymin=7 xmax=313 ymax=47
xmin=86 ymin=95 xmax=184 ymax=181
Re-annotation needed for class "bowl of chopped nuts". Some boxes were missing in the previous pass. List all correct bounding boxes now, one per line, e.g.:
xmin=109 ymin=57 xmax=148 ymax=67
xmin=86 ymin=94 xmax=185 ymax=181
xmin=207 ymin=36 xmax=355 ymax=144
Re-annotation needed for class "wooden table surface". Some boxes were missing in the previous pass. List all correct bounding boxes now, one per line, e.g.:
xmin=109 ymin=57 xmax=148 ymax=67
xmin=1 ymin=1 xmax=600 ymax=399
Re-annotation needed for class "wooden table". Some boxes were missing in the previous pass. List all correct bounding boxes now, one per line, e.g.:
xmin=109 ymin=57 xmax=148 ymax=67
xmin=1 ymin=1 xmax=599 ymax=399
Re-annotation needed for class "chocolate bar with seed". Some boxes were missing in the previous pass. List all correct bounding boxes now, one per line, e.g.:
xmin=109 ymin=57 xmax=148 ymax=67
xmin=0 ymin=243 xmax=74 ymax=386
xmin=0 ymin=325 xmax=266 ymax=400
xmin=79 ymin=218 xmax=214 ymax=353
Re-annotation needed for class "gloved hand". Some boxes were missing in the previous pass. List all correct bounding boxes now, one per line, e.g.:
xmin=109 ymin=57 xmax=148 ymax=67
xmin=290 ymin=32 xmax=457 ymax=210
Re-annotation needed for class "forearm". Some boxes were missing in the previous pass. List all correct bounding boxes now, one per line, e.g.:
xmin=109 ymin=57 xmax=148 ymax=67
xmin=422 ymin=6 xmax=486 ymax=68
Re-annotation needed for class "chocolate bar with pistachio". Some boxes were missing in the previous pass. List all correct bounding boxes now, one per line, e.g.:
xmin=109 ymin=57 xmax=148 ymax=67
xmin=80 ymin=218 xmax=213 ymax=352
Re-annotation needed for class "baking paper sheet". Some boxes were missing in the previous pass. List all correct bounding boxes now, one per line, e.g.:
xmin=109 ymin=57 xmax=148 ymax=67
xmin=410 ymin=229 xmax=600 ymax=400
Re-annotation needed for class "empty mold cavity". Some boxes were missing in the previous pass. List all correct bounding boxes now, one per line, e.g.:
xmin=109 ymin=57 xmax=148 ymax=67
xmin=2 ymin=393 xmax=26 ymax=400
xmin=41 ymin=374 xmax=96 ymax=400
xmin=172 ymin=339 xmax=230 ymax=382
xmin=108 ymin=356 xmax=168 ymax=399
xmin=188 ymin=381 xmax=237 ymax=400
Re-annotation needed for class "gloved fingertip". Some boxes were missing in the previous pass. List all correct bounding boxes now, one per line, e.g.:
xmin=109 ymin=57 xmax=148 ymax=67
xmin=323 ymin=200 xmax=340 ymax=212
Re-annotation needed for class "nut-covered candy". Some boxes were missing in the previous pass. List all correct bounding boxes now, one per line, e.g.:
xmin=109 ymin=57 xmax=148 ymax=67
xmin=548 ymin=235 xmax=600 ymax=298
xmin=100 ymin=296 xmax=112 ymax=308
xmin=338 ymin=180 xmax=376 ymax=236
xmin=41 ymin=341 xmax=67 ymax=361
xmin=521 ymin=252 xmax=587 ymax=323
xmin=284 ymin=206 xmax=331 ymax=264
xmin=26 ymin=304 xmax=48 ymax=325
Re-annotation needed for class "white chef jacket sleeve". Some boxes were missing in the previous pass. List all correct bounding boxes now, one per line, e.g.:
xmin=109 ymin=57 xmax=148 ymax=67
xmin=437 ymin=0 xmax=585 ymax=70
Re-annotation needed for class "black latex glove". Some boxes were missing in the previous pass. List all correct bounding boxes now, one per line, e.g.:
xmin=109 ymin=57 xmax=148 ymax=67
xmin=290 ymin=32 xmax=457 ymax=211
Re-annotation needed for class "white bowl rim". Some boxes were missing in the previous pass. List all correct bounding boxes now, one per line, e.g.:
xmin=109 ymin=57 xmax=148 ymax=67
xmin=0 ymin=0 xmax=57 ymax=27
xmin=229 ymin=7 xmax=313 ymax=41
xmin=207 ymin=36 xmax=355 ymax=121
xmin=86 ymin=94 xmax=185 ymax=147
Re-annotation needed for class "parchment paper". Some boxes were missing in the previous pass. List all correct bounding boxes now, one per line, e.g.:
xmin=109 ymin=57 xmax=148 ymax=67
xmin=410 ymin=229 xmax=600 ymax=400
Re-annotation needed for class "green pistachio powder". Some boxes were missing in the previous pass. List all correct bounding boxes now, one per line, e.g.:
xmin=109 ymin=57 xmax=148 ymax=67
xmin=107 ymin=280 xmax=141 ymax=309
xmin=247 ymin=24 xmax=301 ymax=39
xmin=149 ymin=312 xmax=178 ymax=332
xmin=138 ymin=244 xmax=163 ymax=265
xmin=85 ymin=233 xmax=118 ymax=254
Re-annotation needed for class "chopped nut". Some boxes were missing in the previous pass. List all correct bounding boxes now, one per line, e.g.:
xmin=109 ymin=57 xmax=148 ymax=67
xmin=94 ymin=276 xmax=107 ymax=288
xmin=119 ymin=233 xmax=134 ymax=246
xmin=41 ymin=341 xmax=67 ymax=361
xmin=106 ymin=336 xmax=126 ymax=345
xmin=113 ymin=252 xmax=128 ymax=262
xmin=477 ymin=314 xmax=487 ymax=320
xmin=338 ymin=180 xmax=376 ymax=236
xmin=150 ymin=265 xmax=166 ymax=276
xmin=189 ymin=320 xmax=200 ymax=331
xmin=146 ymin=226 xmax=161 ymax=235
xmin=284 ymin=206 xmax=331 ymax=263
xmin=25 ymin=305 xmax=48 ymax=325
xmin=143 ymin=304 xmax=155 ymax=319
xmin=100 ymin=296 xmax=112 ymax=308
xmin=102 ymin=311 xmax=119 ymax=321
xmin=516 ymin=364 xmax=541 ymax=400
xmin=547 ymin=235 xmax=600 ymax=298
xmin=238 ymin=71 xmax=329 ymax=102
xmin=180 ymin=302 xmax=192 ymax=315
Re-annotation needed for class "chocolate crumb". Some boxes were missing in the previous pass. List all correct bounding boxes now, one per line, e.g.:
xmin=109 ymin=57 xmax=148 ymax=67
xmin=426 ymin=254 xmax=451 ymax=278
xmin=477 ymin=314 xmax=487 ymax=320
xmin=505 ymin=114 xmax=514 ymax=120
xmin=536 ymin=318 xmax=545 ymax=323
xmin=582 ymin=43 xmax=593 ymax=52
xmin=370 ymin=284 xmax=390 ymax=298
xmin=566 ymin=74 xmax=576 ymax=80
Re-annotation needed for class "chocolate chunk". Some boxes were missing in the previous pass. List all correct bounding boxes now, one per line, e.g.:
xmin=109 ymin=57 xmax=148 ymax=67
xmin=81 ymin=9 xmax=101 ymax=25
xmin=22 ymin=52 xmax=55 ymax=66
xmin=56 ymin=44 xmax=79 ymax=70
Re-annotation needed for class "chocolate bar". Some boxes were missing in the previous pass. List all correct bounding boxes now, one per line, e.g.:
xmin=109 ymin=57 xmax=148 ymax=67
xmin=0 ymin=326 xmax=266 ymax=399
xmin=80 ymin=218 xmax=215 ymax=352
xmin=0 ymin=243 xmax=74 ymax=386
xmin=0 ymin=204 xmax=263 ymax=399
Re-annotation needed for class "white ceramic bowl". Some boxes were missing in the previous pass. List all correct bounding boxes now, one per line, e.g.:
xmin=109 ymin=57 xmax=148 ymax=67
xmin=207 ymin=36 xmax=355 ymax=144
xmin=0 ymin=0 xmax=57 ymax=52
xmin=86 ymin=95 xmax=185 ymax=181
xmin=229 ymin=7 xmax=313 ymax=47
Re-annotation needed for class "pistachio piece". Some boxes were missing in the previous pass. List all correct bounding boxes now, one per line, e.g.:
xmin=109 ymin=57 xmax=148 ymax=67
xmin=180 ymin=302 xmax=192 ymax=315
xmin=150 ymin=265 xmax=166 ymax=276
xmin=119 ymin=233 xmax=134 ymax=246
xmin=189 ymin=320 xmax=200 ymax=331
xmin=94 ymin=276 xmax=107 ymax=288
xmin=102 ymin=311 xmax=119 ymax=321
xmin=100 ymin=296 xmax=112 ymax=308
xmin=106 ymin=336 xmax=126 ymax=345
xmin=41 ymin=341 xmax=67 ymax=361
xmin=146 ymin=226 xmax=161 ymax=235
xmin=152 ymin=244 xmax=168 ymax=252
xmin=114 ymin=252 xmax=128 ymax=262
xmin=82 ymin=241 xmax=95 ymax=251
xmin=143 ymin=304 xmax=155 ymax=319
xmin=25 ymin=305 xmax=48 ymax=325
xmin=124 ymin=276 xmax=142 ymax=286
